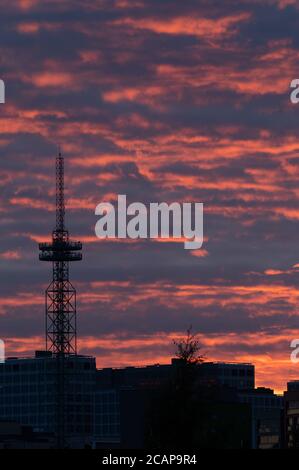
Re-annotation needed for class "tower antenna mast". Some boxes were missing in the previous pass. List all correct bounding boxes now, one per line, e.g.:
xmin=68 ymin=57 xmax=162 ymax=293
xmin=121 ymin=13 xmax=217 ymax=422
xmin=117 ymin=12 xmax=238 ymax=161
xmin=39 ymin=151 xmax=82 ymax=447
xmin=39 ymin=151 xmax=82 ymax=354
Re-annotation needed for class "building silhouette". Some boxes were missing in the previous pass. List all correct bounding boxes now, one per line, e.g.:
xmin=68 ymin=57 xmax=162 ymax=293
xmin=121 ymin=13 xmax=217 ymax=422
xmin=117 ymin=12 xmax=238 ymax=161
xmin=0 ymin=352 xmax=96 ymax=448
xmin=93 ymin=359 xmax=283 ymax=449
xmin=284 ymin=381 xmax=299 ymax=448
xmin=239 ymin=387 xmax=283 ymax=449
xmin=0 ymin=352 xmax=290 ymax=448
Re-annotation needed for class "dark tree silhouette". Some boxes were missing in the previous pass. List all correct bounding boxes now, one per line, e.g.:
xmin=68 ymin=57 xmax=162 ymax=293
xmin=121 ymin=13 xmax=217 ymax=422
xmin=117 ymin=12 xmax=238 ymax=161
xmin=174 ymin=326 xmax=205 ymax=365
xmin=145 ymin=328 xmax=251 ymax=449
xmin=145 ymin=328 xmax=206 ymax=449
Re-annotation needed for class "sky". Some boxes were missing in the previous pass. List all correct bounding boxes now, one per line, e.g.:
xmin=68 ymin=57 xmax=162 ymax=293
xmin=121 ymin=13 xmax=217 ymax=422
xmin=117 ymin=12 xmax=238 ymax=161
xmin=1 ymin=0 xmax=299 ymax=393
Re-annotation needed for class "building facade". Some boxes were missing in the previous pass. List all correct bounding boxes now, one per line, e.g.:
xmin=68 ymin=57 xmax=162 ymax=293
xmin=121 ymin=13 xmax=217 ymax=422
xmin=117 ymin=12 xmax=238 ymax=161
xmin=0 ymin=354 xmax=286 ymax=449
xmin=284 ymin=380 xmax=299 ymax=448
xmin=0 ymin=351 xmax=96 ymax=448
xmin=199 ymin=362 xmax=255 ymax=390
xmin=239 ymin=387 xmax=283 ymax=448
xmin=93 ymin=360 xmax=255 ymax=448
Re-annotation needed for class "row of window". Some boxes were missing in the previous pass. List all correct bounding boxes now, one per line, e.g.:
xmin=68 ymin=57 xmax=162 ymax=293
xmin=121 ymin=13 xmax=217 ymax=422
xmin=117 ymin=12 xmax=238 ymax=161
xmin=95 ymin=403 xmax=119 ymax=411
xmin=222 ymin=379 xmax=253 ymax=388
xmin=0 ymin=376 xmax=95 ymax=387
xmin=222 ymin=368 xmax=254 ymax=377
xmin=96 ymin=392 xmax=119 ymax=402
xmin=0 ymin=406 xmax=54 ymax=414
xmin=95 ymin=424 xmax=120 ymax=437
xmin=0 ymin=361 xmax=94 ymax=372
xmin=0 ymin=404 xmax=93 ymax=413
xmin=0 ymin=388 xmax=93 ymax=400
xmin=95 ymin=413 xmax=119 ymax=424
xmin=203 ymin=367 xmax=254 ymax=377
xmin=241 ymin=396 xmax=282 ymax=407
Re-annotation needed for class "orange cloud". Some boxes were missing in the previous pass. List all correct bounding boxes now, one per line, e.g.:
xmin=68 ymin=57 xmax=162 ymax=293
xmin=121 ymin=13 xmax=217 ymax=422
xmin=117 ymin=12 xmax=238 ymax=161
xmin=113 ymin=13 xmax=251 ymax=39
xmin=0 ymin=250 xmax=21 ymax=260
xmin=31 ymin=72 xmax=74 ymax=88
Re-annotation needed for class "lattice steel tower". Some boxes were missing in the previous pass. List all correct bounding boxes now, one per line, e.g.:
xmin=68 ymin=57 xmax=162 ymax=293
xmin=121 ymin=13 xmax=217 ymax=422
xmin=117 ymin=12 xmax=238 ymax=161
xmin=39 ymin=152 xmax=82 ymax=448
xmin=39 ymin=152 xmax=82 ymax=354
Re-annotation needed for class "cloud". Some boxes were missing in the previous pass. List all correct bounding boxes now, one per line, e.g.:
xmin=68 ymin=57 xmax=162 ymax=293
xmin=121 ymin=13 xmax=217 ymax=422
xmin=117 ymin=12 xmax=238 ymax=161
xmin=112 ymin=12 xmax=251 ymax=40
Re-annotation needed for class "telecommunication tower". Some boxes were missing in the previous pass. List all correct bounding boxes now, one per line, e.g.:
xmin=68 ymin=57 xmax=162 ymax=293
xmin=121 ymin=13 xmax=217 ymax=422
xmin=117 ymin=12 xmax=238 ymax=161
xmin=39 ymin=152 xmax=82 ymax=447
xmin=39 ymin=152 xmax=82 ymax=354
